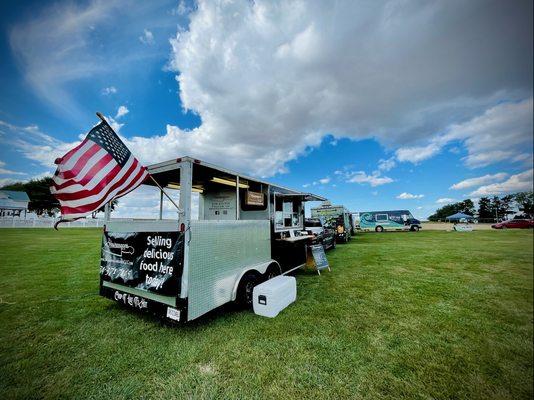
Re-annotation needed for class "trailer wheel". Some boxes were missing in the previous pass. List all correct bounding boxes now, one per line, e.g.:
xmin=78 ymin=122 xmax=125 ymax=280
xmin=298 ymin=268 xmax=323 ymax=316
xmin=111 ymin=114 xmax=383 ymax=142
xmin=236 ymin=271 xmax=261 ymax=308
xmin=264 ymin=264 xmax=281 ymax=281
xmin=375 ymin=226 xmax=384 ymax=233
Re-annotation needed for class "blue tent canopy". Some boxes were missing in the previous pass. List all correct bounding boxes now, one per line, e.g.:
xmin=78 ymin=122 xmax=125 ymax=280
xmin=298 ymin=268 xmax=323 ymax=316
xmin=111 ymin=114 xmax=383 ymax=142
xmin=446 ymin=212 xmax=475 ymax=221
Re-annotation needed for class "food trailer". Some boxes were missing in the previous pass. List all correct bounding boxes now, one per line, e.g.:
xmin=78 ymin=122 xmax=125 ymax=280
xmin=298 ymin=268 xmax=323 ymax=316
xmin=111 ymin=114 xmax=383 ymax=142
xmin=99 ymin=157 xmax=325 ymax=323
xmin=310 ymin=202 xmax=354 ymax=242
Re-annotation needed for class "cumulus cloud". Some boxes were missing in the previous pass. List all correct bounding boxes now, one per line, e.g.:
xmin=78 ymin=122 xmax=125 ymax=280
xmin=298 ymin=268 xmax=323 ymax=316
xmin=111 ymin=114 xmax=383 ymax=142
xmin=6 ymin=0 xmax=534 ymax=179
xmin=139 ymin=29 xmax=154 ymax=45
xmin=101 ymin=86 xmax=117 ymax=95
xmin=396 ymin=99 xmax=533 ymax=167
xmin=450 ymin=173 xmax=508 ymax=190
xmin=115 ymin=105 xmax=129 ymax=119
xmin=436 ymin=198 xmax=456 ymax=204
xmin=397 ymin=192 xmax=424 ymax=199
xmin=348 ymin=171 xmax=394 ymax=187
xmin=396 ymin=143 xmax=440 ymax=163
xmin=469 ymin=169 xmax=533 ymax=197
xmin=377 ymin=157 xmax=396 ymax=172
xmin=160 ymin=0 xmax=533 ymax=176
xmin=303 ymin=176 xmax=331 ymax=187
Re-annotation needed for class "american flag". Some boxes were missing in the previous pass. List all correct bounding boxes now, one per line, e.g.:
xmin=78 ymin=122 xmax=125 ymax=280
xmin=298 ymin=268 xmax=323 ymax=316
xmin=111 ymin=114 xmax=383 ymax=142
xmin=50 ymin=119 xmax=148 ymax=221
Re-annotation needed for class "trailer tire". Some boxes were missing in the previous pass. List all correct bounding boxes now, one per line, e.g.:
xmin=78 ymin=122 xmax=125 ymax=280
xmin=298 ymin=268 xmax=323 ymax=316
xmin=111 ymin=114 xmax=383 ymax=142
xmin=236 ymin=271 xmax=261 ymax=308
xmin=375 ymin=226 xmax=384 ymax=233
xmin=264 ymin=264 xmax=281 ymax=281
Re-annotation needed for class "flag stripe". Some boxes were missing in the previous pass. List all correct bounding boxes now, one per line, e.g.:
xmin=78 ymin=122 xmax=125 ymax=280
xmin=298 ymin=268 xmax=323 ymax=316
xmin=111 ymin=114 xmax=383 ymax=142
xmin=57 ymin=156 xmax=138 ymax=206
xmin=60 ymin=165 xmax=147 ymax=215
xmin=51 ymin=154 xmax=115 ymax=192
xmin=57 ymin=140 xmax=95 ymax=172
xmin=53 ymin=160 xmax=126 ymax=200
xmin=56 ymin=143 xmax=102 ymax=179
xmin=59 ymin=168 xmax=148 ymax=219
xmin=56 ymin=139 xmax=88 ymax=166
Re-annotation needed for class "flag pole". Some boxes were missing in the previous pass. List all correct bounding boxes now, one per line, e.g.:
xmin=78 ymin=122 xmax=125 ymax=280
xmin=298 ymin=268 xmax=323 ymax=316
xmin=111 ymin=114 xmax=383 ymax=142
xmin=95 ymin=112 xmax=183 ymax=215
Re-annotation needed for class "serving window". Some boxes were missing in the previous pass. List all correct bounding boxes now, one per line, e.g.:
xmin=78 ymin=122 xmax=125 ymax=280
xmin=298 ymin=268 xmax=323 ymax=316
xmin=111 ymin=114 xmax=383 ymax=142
xmin=274 ymin=194 xmax=302 ymax=231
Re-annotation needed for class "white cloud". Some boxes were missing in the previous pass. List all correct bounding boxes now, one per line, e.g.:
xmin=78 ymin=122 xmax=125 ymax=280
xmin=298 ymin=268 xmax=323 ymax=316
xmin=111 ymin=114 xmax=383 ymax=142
xmin=469 ymin=169 xmax=533 ymax=197
xmin=303 ymin=176 xmax=331 ymax=187
xmin=139 ymin=29 xmax=155 ymax=45
xmin=0 ymin=161 xmax=26 ymax=176
xmin=8 ymin=1 xmax=174 ymax=122
xmin=396 ymin=99 xmax=533 ymax=167
xmin=397 ymin=192 xmax=424 ymax=199
xmin=0 ymin=178 xmax=18 ymax=187
xmin=115 ymin=105 xmax=129 ymax=119
xmin=101 ymin=86 xmax=117 ymax=95
xmin=450 ymin=173 xmax=508 ymax=190
xmin=6 ymin=1 xmax=533 ymax=179
xmin=348 ymin=171 xmax=394 ymax=187
xmin=172 ymin=0 xmax=193 ymax=16
xmin=377 ymin=157 xmax=396 ymax=172
xmin=162 ymin=0 xmax=532 ymax=176
xmin=436 ymin=198 xmax=456 ymax=204
xmin=0 ymin=120 xmax=80 ymax=168
xmin=396 ymin=143 xmax=441 ymax=163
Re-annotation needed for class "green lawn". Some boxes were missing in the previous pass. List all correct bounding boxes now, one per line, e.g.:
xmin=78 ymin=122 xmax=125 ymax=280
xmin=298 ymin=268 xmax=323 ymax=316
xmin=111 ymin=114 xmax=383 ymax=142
xmin=0 ymin=228 xmax=532 ymax=399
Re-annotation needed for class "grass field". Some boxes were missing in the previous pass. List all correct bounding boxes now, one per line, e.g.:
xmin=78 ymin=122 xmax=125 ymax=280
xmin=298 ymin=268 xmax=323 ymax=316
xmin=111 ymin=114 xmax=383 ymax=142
xmin=0 ymin=228 xmax=532 ymax=399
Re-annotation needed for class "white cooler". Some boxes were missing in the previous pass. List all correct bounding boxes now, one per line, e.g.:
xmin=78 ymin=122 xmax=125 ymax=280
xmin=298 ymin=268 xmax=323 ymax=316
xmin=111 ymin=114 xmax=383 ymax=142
xmin=253 ymin=275 xmax=297 ymax=318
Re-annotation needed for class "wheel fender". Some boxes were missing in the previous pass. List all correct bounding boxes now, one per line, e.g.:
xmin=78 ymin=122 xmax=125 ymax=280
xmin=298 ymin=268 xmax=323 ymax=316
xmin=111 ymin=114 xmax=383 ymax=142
xmin=230 ymin=260 xmax=281 ymax=301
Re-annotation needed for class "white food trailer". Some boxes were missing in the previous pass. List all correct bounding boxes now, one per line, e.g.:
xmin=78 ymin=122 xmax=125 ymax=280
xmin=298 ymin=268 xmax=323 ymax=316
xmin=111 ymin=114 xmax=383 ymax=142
xmin=99 ymin=156 xmax=325 ymax=323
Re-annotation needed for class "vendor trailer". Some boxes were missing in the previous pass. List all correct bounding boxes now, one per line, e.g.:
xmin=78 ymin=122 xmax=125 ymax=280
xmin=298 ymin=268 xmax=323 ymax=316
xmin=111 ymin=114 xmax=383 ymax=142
xmin=99 ymin=157 xmax=325 ymax=323
xmin=310 ymin=202 xmax=353 ymax=242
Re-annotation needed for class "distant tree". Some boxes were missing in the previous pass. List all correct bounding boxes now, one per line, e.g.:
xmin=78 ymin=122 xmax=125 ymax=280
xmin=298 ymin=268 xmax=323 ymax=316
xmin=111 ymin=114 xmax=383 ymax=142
xmin=458 ymin=199 xmax=475 ymax=216
xmin=514 ymin=191 xmax=534 ymax=216
xmin=428 ymin=201 xmax=465 ymax=221
xmin=1 ymin=177 xmax=118 ymax=217
xmin=91 ymin=199 xmax=118 ymax=218
xmin=500 ymin=194 xmax=515 ymax=216
xmin=1 ymin=177 xmax=59 ymax=216
xmin=477 ymin=197 xmax=493 ymax=220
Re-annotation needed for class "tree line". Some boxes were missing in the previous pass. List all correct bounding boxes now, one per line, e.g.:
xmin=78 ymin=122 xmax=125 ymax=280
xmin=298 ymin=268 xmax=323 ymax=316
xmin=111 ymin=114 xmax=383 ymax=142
xmin=1 ymin=177 xmax=117 ymax=217
xmin=428 ymin=192 xmax=534 ymax=222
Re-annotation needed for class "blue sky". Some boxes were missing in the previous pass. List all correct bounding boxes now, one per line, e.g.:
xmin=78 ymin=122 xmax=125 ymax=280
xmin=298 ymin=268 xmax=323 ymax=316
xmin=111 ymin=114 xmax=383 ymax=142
xmin=0 ymin=0 xmax=532 ymax=219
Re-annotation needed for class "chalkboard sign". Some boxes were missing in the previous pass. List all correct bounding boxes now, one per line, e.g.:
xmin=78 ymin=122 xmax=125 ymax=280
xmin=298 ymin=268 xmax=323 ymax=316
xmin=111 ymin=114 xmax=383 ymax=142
xmin=309 ymin=244 xmax=330 ymax=274
xmin=100 ymin=231 xmax=184 ymax=296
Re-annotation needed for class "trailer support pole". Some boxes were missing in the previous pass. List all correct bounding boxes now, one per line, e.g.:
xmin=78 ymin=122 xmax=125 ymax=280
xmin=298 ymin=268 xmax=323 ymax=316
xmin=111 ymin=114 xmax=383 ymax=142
xmin=236 ymin=176 xmax=240 ymax=220
xmin=159 ymin=189 xmax=163 ymax=220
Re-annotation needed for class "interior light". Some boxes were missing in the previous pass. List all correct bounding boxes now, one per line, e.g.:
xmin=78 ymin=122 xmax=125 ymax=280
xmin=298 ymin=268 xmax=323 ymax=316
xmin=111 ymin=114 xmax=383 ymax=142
xmin=211 ymin=177 xmax=249 ymax=189
xmin=167 ymin=183 xmax=204 ymax=193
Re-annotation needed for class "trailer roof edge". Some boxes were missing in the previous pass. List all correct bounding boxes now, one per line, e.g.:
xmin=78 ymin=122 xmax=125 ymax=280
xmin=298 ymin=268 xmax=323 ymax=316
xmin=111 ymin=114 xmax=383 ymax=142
xmin=146 ymin=156 xmax=326 ymax=201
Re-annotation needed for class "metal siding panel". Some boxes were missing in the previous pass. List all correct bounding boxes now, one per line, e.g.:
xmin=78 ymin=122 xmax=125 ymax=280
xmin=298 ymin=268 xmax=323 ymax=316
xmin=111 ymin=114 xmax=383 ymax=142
xmin=187 ymin=220 xmax=271 ymax=320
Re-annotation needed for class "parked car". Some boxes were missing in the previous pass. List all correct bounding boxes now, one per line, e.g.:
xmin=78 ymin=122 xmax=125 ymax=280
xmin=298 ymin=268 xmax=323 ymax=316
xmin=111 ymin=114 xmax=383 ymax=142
xmin=491 ymin=219 xmax=534 ymax=229
xmin=305 ymin=218 xmax=336 ymax=250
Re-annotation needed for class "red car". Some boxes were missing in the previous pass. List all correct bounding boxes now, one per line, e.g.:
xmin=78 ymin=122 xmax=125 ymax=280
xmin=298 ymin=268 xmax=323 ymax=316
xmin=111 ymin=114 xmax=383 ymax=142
xmin=491 ymin=219 xmax=534 ymax=229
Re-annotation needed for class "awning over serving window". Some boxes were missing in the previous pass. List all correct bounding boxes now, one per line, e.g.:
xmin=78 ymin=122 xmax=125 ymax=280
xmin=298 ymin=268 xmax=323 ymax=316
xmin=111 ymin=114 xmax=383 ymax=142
xmin=274 ymin=193 xmax=326 ymax=202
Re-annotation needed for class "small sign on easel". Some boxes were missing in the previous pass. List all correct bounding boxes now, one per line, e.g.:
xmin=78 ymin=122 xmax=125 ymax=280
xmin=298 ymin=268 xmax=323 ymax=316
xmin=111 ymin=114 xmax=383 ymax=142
xmin=306 ymin=244 xmax=331 ymax=275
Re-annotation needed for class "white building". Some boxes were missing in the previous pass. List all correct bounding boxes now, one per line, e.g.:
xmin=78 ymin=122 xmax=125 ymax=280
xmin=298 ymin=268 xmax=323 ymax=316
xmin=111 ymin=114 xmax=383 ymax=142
xmin=0 ymin=190 xmax=30 ymax=218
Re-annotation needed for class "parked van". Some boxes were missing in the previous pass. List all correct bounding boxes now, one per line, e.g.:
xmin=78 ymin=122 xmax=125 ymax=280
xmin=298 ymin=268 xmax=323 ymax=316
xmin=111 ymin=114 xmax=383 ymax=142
xmin=356 ymin=210 xmax=421 ymax=232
